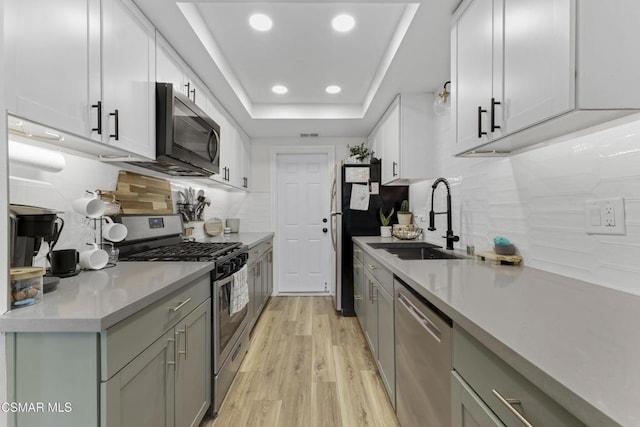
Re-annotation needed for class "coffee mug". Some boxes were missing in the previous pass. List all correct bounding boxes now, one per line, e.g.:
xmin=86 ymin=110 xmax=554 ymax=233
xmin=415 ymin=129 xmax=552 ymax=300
xmin=79 ymin=243 xmax=109 ymax=270
xmin=50 ymin=249 xmax=79 ymax=277
xmin=226 ymin=218 xmax=240 ymax=233
xmin=72 ymin=194 xmax=105 ymax=219
xmin=102 ymin=217 xmax=128 ymax=242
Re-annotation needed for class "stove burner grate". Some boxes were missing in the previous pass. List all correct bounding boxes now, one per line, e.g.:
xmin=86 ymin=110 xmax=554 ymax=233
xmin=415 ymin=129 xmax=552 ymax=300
xmin=122 ymin=241 xmax=241 ymax=261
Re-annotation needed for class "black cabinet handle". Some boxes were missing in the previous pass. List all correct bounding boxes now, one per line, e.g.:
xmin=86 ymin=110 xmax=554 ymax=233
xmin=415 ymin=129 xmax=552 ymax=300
xmin=91 ymin=101 xmax=102 ymax=134
xmin=109 ymin=109 xmax=119 ymax=141
xmin=190 ymin=89 xmax=196 ymax=103
xmin=491 ymin=98 xmax=501 ymax=132
xmin=243 ymin=177 xmax=248 ymax=188
xmin=184 ymin=82 xmax=190 ymax=96
xmin=477 ymin=106 xmax=487 ymax=138
xmin=322 ymin=228 xmax=328 ymax=233
xmin=392 ymin=161 xmax=398 ymax=177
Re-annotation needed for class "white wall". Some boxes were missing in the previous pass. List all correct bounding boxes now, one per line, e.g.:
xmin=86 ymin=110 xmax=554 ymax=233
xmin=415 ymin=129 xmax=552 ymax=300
xmin=233 ymin=136 xmax=362 ymax=231
xmin=411 ymin=110 xmax=640 ymax=295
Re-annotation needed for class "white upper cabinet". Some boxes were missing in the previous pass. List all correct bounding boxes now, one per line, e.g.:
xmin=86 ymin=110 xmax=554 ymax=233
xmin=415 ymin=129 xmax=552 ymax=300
xmin=5 ymin=0 xmax=101 ymax=142
xmin=453 ymin=0 xmax=640 ymax=155
xmin=101 ymin=0 xmax=156 ymax=159
xmin=5 ymin=0 xmax=156 ymax=160
xmin=156 ymin=34 xmax=187 ymax=94
xmin=371 ymin=93 xmax=434 ymax=186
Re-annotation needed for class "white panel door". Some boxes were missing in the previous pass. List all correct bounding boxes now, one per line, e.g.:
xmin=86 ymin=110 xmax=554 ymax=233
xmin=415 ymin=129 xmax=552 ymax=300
xmin=276 ymin=153 xmax=330 ymax=293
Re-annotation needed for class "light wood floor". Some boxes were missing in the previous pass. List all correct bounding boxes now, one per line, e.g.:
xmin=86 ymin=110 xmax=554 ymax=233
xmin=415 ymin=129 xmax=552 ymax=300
xmin=202 ymin=296 xmax=400 ymax=427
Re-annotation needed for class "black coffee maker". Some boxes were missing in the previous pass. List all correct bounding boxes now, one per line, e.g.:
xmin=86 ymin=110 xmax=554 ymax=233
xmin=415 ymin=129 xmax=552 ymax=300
xmin=10 ymin=204 xmax=64 ymax=291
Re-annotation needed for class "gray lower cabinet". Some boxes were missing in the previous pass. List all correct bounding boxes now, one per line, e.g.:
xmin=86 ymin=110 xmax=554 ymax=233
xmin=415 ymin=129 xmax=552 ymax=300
xmin=248 ymin=238 xmax=274 ymax=332
xmin=105 ymin=299 xmax=212 ymax=427
xmin=6 ymin=274 xmax=211 ymax=427
xmin=376 ymin=283 xmax=395 ymax=404
xmin=102 ymin=328 xmax=176 ymax=427
xmin=453 ymin=326 xmax=586 ymax=427
xmin=452 ymin=371 xmax=505 ymax=427
xmin=363 ymin=269 xmax=379 ymax=358
xmin=353 ymin=254 xmax=365 ymax=328
xmin=355 ymin=244 xmax=395 ymax=408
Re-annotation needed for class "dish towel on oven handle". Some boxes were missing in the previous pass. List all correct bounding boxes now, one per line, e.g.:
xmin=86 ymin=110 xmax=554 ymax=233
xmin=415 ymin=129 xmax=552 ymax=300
xmin=230 ymin=264 xmax=249 ymax=315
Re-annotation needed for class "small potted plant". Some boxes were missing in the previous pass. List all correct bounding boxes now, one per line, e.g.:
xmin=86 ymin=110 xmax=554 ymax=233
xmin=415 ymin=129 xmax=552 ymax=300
xmin=379 ymin=207 xmax=394 ymax=237
xmin=347 ymin=142 xmax=372 ymax=164
xmin=397 ymin=200 xmax=413 ymax=226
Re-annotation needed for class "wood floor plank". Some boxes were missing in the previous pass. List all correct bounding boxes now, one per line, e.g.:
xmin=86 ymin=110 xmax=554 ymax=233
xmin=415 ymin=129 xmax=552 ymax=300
xmin=205 ymin=296 xmax=399 ymax=427
xmin=311 ymin=313 xmax=336 ymax=383
xmin=283 ymin=296 xmax=300 ymax=321
xmin=294 ymin=297 xmax=313 ymax=336
xmin=311 ymin=382 xmax=343 ymax=427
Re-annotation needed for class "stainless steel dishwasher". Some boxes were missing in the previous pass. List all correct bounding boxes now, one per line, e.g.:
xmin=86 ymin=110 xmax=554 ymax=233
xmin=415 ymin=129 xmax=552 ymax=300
xmin=395 ymin=277 xmax=452 ymax=427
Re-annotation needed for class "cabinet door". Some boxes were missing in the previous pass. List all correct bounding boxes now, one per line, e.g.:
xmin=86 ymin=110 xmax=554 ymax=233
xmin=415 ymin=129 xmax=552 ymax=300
xmin=381 ymin=99 xmax=400 ymax=185
xmin=248 ymin=263 xmax=257 ymax=329
xmin=353 ymin=258 xmax=365 ymax=328
xmin=452 ymin=372 xmax=505 ymax=427
xmin=455 ymin=0 xmax=496 ymax=152
xmin=377 ymin=284 xmax=395 ymax=406
xmin=363 ymin=270 xmax=378 ymax=358
xmin=502 ymin=0 xmax=574 ymax=134
xmin=5 ymin=0 xmax=101 ymax=141
xmin=102 ymin=0 xmax=155 ymax=159
xmin=102 ymin=329 xmax=175 ymax=427
xmin=175 ymin=301 xmax=211 ymax=427
xmin=266 ymin=250 xmax=273 ymax=297
xmin=156 ymin=34 xmax=186 ymax=92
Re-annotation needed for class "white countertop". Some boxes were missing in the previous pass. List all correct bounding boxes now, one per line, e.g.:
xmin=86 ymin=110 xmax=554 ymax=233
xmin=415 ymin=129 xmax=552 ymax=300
xmin=354 ymin=236 xmax=637 ymax=427
xmin=0 ymin=262 xmax=215 ymax=333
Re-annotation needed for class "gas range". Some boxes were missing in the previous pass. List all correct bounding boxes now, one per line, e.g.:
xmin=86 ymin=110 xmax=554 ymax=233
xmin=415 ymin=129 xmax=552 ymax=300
xmin=115 ymin=214 xmax=247 ymax=269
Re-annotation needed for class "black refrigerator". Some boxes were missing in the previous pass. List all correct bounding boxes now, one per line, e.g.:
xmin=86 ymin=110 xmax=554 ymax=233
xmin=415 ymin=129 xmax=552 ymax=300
xmin=331 ymin=161 xmax=409 ymax=316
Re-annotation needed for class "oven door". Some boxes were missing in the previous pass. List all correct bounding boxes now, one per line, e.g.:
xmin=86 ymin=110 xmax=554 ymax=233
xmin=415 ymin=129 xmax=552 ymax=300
xmin=213 ymin=274 xmax=248 ymax=373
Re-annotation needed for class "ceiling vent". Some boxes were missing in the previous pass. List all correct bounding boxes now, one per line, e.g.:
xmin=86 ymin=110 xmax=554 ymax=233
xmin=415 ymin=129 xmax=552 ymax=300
xmin=300 ymin=133 xmax=319 ymax=137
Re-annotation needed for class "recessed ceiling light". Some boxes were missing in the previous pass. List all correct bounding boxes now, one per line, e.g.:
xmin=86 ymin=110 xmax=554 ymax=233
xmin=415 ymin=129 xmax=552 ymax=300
xmin=272 ymin=85 xmax=288 ymax=95
xmin=249 ymin=13 xmax=273 ymax=31
xmin=326 ymin=85 xmax=342 ymax=94
xmin=332 ymin=14 xmax=355 ymax=32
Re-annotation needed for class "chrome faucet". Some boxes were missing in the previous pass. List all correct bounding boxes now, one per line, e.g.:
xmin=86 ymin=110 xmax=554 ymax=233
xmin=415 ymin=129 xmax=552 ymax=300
xmin=428 ymin=177 xmax=459 ymax=250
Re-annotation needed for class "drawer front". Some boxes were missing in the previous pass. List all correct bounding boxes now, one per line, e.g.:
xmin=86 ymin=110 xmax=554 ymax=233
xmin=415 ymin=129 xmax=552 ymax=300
xmin=364 ymin=253 xmax=393 ymax=294
xmin=249 ymin=239 xmax=272 ymax=265
xmin=102 ymin=275 xmax=210 ymax=380
xmin=353 ymin=243 xmax=364 ymax=263
xmin=453 ymin=327 xmax=586 ymax=427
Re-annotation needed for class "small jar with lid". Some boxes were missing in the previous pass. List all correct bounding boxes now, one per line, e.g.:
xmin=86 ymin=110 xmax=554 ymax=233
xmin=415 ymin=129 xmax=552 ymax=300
xmin=10 ymin=267 xmax=44 ymax=308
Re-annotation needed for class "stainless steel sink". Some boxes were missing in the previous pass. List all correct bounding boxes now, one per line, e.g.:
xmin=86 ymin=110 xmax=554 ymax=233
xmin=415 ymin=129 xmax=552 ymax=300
xmin=367 ymin=242 xmax=442 ymax=250
xmin=386 ymin=247 xmax=465 ymax=260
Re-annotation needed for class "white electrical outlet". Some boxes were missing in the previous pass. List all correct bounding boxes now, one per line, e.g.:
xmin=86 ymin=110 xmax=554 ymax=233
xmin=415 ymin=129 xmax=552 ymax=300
xmin=585 ymin=198 xmax=626 ymax=235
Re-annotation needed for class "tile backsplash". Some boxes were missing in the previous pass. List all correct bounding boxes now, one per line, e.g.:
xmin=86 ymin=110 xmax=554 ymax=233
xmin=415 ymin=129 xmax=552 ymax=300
xmin=8 ymin=143 xmax=248 ymax=265
xmin=412 ymin=112 xmax=640 ymax=295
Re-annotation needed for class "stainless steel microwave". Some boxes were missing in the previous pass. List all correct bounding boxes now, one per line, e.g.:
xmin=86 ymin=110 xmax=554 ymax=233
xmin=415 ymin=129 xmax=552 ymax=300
xmin=131 ymin=82 xmax=220 ymax=177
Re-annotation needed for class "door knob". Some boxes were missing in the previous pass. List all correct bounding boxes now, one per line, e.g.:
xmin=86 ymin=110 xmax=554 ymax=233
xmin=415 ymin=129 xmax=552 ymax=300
xmin=322 ymin=218 xmax=328 ymax=223
xmin=322 ymin=228 xmax=328 ymax=233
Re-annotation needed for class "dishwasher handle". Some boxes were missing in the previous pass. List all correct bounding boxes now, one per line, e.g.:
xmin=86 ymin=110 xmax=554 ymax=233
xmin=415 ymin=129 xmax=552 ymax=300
xmin=398 ymin=293 xmax=442 ymax=342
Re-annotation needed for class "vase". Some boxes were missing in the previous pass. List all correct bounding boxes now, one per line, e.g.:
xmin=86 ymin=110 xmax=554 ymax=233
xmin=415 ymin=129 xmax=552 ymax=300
xmin=397 ymin=212 xmax=413 ymax=226
xmin=380 ymin=226 xmax=392 ymax=237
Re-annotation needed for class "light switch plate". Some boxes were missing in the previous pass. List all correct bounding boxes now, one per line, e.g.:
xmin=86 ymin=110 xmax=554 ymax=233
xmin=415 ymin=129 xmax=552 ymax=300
xmin=585 ymin=198 xmax=626 ymax=235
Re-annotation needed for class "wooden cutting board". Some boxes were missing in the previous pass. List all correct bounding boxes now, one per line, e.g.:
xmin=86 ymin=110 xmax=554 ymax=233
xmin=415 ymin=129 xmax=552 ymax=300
xmin=115 ymin=171 xmax=173 ymax=214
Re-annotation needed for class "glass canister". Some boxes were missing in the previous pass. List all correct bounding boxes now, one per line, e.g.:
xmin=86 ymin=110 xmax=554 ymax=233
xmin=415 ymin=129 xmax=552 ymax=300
xmin=10 ymin=266 xmax=45 ymax=308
